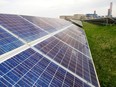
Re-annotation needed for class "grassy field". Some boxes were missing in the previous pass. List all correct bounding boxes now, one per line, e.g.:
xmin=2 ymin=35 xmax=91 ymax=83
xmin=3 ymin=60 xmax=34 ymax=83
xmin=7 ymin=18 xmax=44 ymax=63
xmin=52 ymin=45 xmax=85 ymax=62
xmin=83 ymin=22 xmax=116 ymax=87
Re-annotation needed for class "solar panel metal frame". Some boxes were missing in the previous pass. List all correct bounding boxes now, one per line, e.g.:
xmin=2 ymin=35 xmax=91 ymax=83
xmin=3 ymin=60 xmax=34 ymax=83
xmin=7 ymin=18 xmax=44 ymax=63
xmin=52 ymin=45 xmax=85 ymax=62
xmin=0 ymin=14 xmax=100 ymax=87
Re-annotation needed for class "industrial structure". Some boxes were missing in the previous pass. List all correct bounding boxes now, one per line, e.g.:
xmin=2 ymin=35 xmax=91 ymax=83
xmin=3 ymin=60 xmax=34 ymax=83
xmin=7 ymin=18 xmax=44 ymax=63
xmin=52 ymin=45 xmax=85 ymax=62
xmin=60 ymin=2 xmax=116 ymax=25
xmin=107 ymin=2 xmax=113 ymax=17
xmin=60 ymin=2 xmax=114 ymax=20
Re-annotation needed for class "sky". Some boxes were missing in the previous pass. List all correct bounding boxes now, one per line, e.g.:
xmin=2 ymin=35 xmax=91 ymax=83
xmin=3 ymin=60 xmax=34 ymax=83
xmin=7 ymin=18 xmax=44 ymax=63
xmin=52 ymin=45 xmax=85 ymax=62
xmin=0 ymin=0 xmax=116 ymax=18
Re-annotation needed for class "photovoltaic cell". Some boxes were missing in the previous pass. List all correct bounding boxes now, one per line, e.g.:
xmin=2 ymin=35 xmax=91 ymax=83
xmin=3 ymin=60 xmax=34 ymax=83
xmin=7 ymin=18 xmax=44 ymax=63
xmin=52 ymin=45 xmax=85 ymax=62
xmin=34 ymin=37 xmax=99 ymax=87
xmin=0 ymin=48 xmax=89 ymax=87
xmin=63 ymin=26 xmax=87 ymax=44
xmin=0 ymin=14 xmax=99 ymax=87
xmin=0 ymin=14 xmax=48 ymax=42
xmin=0 ymin=27 xmax=24 ymax=55
xmin=38 ymin=17 xmax=71 ymax=29
xmin=21 ymin=15 xmax=58 ymax=33
xmin=55 ymin=30 xmax=90 ymax=57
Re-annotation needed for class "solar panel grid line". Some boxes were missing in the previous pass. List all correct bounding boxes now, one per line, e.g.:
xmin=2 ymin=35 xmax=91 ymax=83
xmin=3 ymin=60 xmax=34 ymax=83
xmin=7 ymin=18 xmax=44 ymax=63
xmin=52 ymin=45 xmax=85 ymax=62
xmin=26 ymin=59 xmax=51 ymax=87
xmin=2 ymin=51 xmax=44 ymax=86
xmin=47 ymin=65 xmax=59 ymax=87
xmin=1 ymin=77 xmax=13 ymax=86
xmin=39 ymin=38 xmax=56 ymax=51
xmin=54 ymin=32 xmax=89 ymax=57
xmin=0 ymin=15 xmax=47 ymax=41
xmin=18 ymin=15 xmax=51 ymax=34
xmin=39 ymin=17 xmax=70 ymax=31
xmin=46 ymin=40 xmax=62 ymax=60
xmin=39 ymin=18 xmax=66 ymax=29
xmin=0 ymin=14 xmax=99 ymax=87
xmin=0 ymin=25 xmax=27 ymax=44
xmin=65 ymin=41 xmax=75 ymax=87
xmin=31 ymin=47 xmax=95 ymax=87
xmin=64 ymin=31 xmax=88 ymax=46
xmin=69 ymin=28 xmax=85 ymax=38
xmin=41 ymin=18 xmax=71 ymax=27
xmin=45 ymin=39 xmax=60 ymax=54
xmin=65 ymin=28 xmax=86 ymax=40
xmin=0 ymin=27 xmax=24 ymax=55
xmin=54 ymin=36 xmax=91 ymax=59
xmin=3 ymin=58 xmax=34 ymax=83
xmin=39 ymin=17 xmax=63 ymax=30
xmin=20 ymin=15 xmax=74 ymax=36
xmin=87 ymin=58 xmax=92 ymax=84
xmin=84 ymin=33 xmax=100 ymax=87
xmin=73 ymin=41 xmax=83 ymax=87
xmin=0 ymin=44 xmax=29 ymax=63
xmin=34 ymin=38 xmax=97 ymax=85
xmin=0 ymin=79 xmax=8 ymax=87
xmin=1 ymin=52 xmax=37 ymax=78
xmin=60 ymin=41 xmax=69 ymax=66
xmin=74 ymin=40 xmax=79 ymax=73
xmin=0 ymin=23 xmax=72 ymax=63
xmin=21 ymin=16 xmax=58 ymax=33
xmin=28 ymin=24 xmax=73 ymax=47
xmin=65 ymin=30 xmax=87 ymax=46
xmin=67 ymin=34 xmax=86 ymax=47
xmin=82 ymin=53 xmax=88 ymax=84
xmin=61 ymin=70 xmax=68 ymax=87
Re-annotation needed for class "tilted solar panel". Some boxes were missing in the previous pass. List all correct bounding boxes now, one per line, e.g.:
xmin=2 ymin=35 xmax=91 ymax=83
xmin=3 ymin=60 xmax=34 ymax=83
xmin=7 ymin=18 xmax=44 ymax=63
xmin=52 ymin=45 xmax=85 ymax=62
xmin=0 ymin=14 xmax=100 ymax=87
xmin=0 ymin=48 xmax=90 ymax=87
xmin=34 ymin=36 xmax=98 ymax=87
xmin=0 ymin=14 xmax=48 ymax=42
xmin=0 ymin=27 xmax=24 ymax=55
xmin=55 ymin=30 xmax=90 ymax=57
xmin=21 ymin=15 xmax=57 ymax=33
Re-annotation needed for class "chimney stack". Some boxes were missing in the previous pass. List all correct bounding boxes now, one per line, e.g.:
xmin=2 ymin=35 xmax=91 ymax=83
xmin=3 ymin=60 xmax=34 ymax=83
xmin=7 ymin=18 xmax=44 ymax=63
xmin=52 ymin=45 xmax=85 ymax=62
xmin=108 ymin=2 xmax=113 ymax=17
xmin=110 ymin=2 xmax=112 ymax=16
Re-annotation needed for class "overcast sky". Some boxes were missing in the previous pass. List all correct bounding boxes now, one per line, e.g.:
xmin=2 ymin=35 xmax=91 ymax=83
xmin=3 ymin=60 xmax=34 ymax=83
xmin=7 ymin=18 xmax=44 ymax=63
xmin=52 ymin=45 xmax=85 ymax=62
xmin=0 ymin=0 xmax=116 ymax=18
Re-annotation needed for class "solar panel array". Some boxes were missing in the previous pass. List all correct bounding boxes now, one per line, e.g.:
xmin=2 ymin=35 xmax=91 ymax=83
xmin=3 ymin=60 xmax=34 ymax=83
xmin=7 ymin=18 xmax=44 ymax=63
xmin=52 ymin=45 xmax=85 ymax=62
xmin=0 ymin=14 xmax=100 ymax=87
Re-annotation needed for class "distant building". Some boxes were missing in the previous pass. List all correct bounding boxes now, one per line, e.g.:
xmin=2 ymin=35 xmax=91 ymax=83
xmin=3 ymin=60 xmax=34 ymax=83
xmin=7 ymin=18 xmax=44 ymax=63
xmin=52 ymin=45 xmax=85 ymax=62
xmin=73 ymin=14 xmax=87 ymax=20
xmin=86 ymin=10 xmax=98 ymax=19
xmin=60 ymin=14 xmax=87 ymax=20
xmin=107 ymin=2 xmax=113 ymax=17
xmin=60 ymin=15 xmax=74 ymax=20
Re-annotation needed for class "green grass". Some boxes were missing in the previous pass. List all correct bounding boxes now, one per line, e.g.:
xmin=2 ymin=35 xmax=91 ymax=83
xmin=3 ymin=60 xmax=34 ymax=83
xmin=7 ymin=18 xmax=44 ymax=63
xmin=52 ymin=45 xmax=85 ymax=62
xmin=83 ymin=22 xmax=116 ymax=87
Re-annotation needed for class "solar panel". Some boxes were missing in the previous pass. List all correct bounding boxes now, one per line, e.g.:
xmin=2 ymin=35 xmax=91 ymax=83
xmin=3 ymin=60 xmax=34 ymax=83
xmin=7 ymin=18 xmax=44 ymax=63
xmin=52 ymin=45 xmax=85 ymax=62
xmin=34 ymin=36 xmax=98 ymax=86
xmin=55 ymin=29 xmax=90 ymax=57
xmin=0 ymin=48 xmax=90 ymax=87
xmin=21 ymin=15 xmax=58 ymax=33
xmin=0 ymin=14 xmax=100 ymax=87
xmin=0 ymin=14 xmax=48 ymax=42
xmin=0 ymin=27 xmax=24 ymax=55
xmin=21 ymin=15 xmax=72 ymax=33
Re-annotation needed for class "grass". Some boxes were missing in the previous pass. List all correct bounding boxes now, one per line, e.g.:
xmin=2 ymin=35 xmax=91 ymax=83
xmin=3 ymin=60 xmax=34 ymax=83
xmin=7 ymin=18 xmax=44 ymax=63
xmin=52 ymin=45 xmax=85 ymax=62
xmin=83 ymin=22 xmax=116 ymax=87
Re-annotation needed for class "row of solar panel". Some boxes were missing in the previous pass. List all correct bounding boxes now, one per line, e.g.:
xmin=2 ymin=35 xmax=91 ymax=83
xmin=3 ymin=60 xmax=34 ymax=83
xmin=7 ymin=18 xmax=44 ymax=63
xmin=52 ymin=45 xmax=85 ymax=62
xmin=0 ymin=48 xmax=90 ymax=87
xmin=0 ymin=14 xmax=86 ymax=55
xmin=0 ymin=27 xmax=24 ymax=55
xmin=34 ymin=37 xmax=98 ymax=87
xmin=0 ymin=14 xmax=72 ymax=55
xmin=0 ymin=14 xmax=99 ymax=87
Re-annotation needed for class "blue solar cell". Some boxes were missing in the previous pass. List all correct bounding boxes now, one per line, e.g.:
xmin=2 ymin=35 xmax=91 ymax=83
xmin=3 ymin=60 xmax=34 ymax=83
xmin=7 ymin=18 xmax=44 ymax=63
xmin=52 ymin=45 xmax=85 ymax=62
xmin=21 ymin=15 xmax=58 ymax=33
xmin=0 ymin=27 xmax=24 ymax=55
xmin=34 ymin=36 xmax=99 ymax=86
xmin=0 ymin=14 xmax=48 ymax=42
xmin=55 ymin=30 xmax=90 ymax=57
xmin=37 ymin=17 xmax=71 ymax=29
xmin=0 ymin=14 xmax=99 ymax=87
xmin=0 ymin=48 xmax=89 ymax=87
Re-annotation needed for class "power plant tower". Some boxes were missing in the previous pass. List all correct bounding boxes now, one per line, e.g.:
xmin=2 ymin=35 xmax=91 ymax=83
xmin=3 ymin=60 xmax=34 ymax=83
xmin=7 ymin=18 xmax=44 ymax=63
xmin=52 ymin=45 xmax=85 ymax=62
xmin=108 ymin=2 xmax=113 ymax=17
xmin=110 ymin=2 xmax=112 ymax=16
